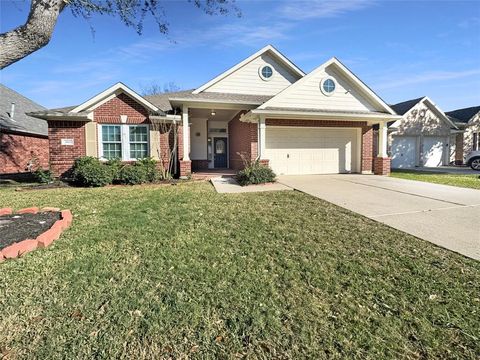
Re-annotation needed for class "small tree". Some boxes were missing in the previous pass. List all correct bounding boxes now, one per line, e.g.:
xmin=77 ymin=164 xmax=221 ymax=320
xmin=150 ymin=113 xmax=179 ymax=180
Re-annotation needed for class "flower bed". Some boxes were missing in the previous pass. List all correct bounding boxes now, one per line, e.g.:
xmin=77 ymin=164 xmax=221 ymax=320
xmin=0 ymin=207 xmax=72 ymax=261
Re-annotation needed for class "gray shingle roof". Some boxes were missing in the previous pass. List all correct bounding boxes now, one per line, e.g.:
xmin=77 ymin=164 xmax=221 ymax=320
xmin=0 ymin=84 xmax=47 ymax=136
xmin=145 ymin=90 xmax=272 ymax=111
xmin=390 ymin=97 xmax=425 ymax=116
xmin=446 ymin=106 xmax=480 ymax=124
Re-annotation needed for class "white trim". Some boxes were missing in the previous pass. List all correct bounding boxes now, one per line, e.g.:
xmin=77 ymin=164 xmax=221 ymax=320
xmin=98 ymin=123 xmax=150 ymax=161
xmin=250 ymin=108 xmax=400 ymax=121
xmin=192 ymin=45 xmax=305 ymax=94
xmin=258 ymin=57 xmax=396 ymax=115
xmin=258 ymin=116 xmax=266 ymax=159
xmin=72 ymin=82 xmax=159 ymax=113
xmin=378 ymin=122 xmax=388 ymax=157
xmin=182 ymin=105 xmax=190 ymax=161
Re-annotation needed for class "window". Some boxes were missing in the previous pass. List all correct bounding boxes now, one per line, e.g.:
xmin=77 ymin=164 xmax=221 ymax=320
xmin=99 ymin=124 xmax=149 ymax=161
xmin=101 ymin=125 xmax=122 ymax=159
xmin=259 ymin=65 xmax=274 ymax=81
xmin=474 ymin=132 xmax=480 ymax=151
xmin=129 ymin=126 xmax=148 ymax=159
xmin=320 ymin=77 xmax=336 ymax=96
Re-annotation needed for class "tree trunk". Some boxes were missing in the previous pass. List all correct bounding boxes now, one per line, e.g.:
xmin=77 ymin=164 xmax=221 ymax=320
xmin=0 ymin=0 xmax=66 ymax=69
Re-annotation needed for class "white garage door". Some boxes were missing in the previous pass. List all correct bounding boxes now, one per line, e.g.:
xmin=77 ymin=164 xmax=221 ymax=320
xmin=423 ymin=137 xmax=445 ymax=167
xmin=264 ymin=127 xmax=359 ymax=175
xmin=391 ymin=136 xmax=417 ymax=168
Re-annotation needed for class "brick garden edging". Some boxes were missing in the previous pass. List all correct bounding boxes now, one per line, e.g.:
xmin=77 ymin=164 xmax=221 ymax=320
xmin=0 ymin=207 xmax=72 ymax=261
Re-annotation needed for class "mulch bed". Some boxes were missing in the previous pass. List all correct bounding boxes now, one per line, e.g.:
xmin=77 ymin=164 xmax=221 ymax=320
xmin=0 ymin=212 xmax=61 ymax=251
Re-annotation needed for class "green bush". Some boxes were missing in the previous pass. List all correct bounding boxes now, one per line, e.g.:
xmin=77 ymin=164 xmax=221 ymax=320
xmin=236 ymin=153 xmax=276 ymax=186
xmin=136 ymin=157 xmax=159 ymax=182
xmin=33 ymin=168 xmax=54 ymax=184
xmin=105 ymin=158 xmax=123 ymax=183
xmin=118 ymin=164 xmax=148 ymax=185
xmin=71 ymin=156 xmax=112 ymax=187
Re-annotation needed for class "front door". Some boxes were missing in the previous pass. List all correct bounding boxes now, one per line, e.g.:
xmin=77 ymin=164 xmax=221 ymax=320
xmin=214 ymin=137 xmax=228 ymax=168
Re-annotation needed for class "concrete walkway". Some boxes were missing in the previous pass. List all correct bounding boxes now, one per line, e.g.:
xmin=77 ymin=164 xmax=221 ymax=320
xmin=279 ymin=174 xmax=480 ymax=260
xmin=211 ymin=176 xmax=292 ymax=194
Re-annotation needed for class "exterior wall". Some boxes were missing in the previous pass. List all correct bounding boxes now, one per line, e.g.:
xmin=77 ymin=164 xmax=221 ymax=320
xmin=206 ymin=53 xmax=300 ymax=96
xmin=48 ymin=121 xmax=86 ymax=176
xmin=190 ymin=118 xmax=208 ymax=160
xmin=262 ymin=66 xmax=381 ymax=112
xmin=374 ymin=157 xmax=391 ymax=175
xmin=192 ymin=160 xmax=209 ymax=170
xmin=391 ymin=101 xmax=452 ymax=137
xmin=93 ymin=92 xmax=149 ymax=124
xmin=463 ymin=113 xmax=480 ymax=160
xmin=264 ymin=119 xmax=374 ymax=174
xmin=228 ymin=111 xmax=257 ymax=170
xmin=0 ymin=132 xmax=49 ymax=174
xmin=455 ymin=133 xmax=464 ymax=164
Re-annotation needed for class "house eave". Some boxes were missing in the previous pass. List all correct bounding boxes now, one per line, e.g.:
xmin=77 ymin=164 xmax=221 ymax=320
xmin=169 ymin=98 xmax=261 ymax=110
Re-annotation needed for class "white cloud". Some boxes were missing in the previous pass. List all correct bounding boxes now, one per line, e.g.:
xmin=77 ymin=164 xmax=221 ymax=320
xmin=278 ymin=0 xmax=376 ymax=21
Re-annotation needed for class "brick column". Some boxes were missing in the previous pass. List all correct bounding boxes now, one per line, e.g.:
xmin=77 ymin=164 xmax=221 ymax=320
xmin=374 ymin=157 xmax=391 ymax=175
xmin=361 ymin=126 xmax=373 ymax=173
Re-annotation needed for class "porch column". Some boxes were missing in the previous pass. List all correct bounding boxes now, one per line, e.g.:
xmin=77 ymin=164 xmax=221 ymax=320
xmin=378 ymin=122 xmax=388 ymax=157
xmin=374 ymin=121 xmax=391 ymax=175
xmin=182 ymin=105 xmax=190 ymax=161
xmin=258 ymin=116 xmax=266 ymax=159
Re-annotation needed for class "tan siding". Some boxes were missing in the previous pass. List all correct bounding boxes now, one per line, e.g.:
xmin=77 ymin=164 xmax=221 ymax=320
xmin=264 ymin=66 xmax=381 ymax=112
xmin=85 ymin=121 xmax=98 ymax=157
xmin=205 ymin=53 xmax=299 ymax=95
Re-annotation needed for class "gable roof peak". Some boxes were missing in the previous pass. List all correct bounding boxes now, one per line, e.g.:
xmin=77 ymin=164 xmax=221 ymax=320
xmin=192 ymin=45 xmax=305 ymax=94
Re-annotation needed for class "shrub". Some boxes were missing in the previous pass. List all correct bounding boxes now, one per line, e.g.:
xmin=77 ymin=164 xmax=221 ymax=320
xmin=136 ymin=157 xmax=159 ymax=182
xmin=236 ymin=153 xmax=276 ymax=186
xmin=33 ymin=168 xmax=54 ymax=184
xmin=105 ymin=158 xmax=124 ymax=183
xmin=118 ymin=164 xmax=148 ymax=185
xmin=71 ymin=156 xmax=112 ymax=187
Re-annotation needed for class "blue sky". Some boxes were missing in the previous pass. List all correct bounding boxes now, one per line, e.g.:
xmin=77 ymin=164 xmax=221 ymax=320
xmin=1 ymin=0 xmax=479 ymax=111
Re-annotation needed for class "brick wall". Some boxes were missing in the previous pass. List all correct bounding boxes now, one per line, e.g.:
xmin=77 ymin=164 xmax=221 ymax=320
xmin=455 ymin=133 xmax=464 ymax=165
xmin=94 ymin=92 xmax=149 ymax=124
xmin=192 ymin=160 xmax=209 ymax=170
xmin=0 ymin=132 xmax=49 ymax=174
xmin=48 ymin=121 xmax=86 ymax=176
xmin=361 ymin=126 xmax=373 ymax=173
xmin=374 ymin=157 xmax=391 ymax=175
xmin=228 ymin=111 xmax=257 ymax=170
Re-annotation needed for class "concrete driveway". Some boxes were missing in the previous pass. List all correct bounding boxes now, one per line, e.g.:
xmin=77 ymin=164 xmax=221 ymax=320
xmin=278 ymin=174 xmax=480 ymax=260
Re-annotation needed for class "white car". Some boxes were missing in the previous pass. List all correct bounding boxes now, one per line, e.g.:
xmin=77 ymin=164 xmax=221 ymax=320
xmin=466 ymin=151 xmax=480 ymax=171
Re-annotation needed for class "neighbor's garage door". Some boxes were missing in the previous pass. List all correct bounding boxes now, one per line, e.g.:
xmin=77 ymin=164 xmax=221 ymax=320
xmin=422 ymin=136 xmax=446 ymax=167
xmin=391 ymin=136 xmax=417 ymax=168
xmin=264 ymin=127 xmax=359 ymax=175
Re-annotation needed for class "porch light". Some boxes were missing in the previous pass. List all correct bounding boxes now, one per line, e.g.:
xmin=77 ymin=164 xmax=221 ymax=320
xmin=211 ymin=110 xmax=216 ymax=116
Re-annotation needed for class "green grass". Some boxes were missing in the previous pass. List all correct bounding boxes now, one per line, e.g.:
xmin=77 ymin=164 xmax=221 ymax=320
xmin=0 ymin=183 xmax=479 ymax=359
xmin=391 ymin=170 xmax=480 ymax=190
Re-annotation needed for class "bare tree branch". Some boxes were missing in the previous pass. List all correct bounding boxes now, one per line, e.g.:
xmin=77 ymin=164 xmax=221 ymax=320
xmin=0 ymin=0 xmax=66 ymax=69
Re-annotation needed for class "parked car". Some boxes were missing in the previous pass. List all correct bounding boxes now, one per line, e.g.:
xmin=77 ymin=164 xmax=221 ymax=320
xmin=466 ymin=151 xmax=480 ymax=171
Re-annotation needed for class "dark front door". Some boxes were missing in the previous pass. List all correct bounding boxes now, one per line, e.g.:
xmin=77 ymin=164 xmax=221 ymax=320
xmin=214 ymin=137 xmax=228 ymax=168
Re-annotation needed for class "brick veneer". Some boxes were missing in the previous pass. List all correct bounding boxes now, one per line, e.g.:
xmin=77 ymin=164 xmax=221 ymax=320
xmin=94 ymin=92 xmax=149 ymax=123
xmin=374 ymin=157 xmax=391 ymax=175
xmin=0 ymin=132 xmax=49 ymax=174
xmin=229 ymin=111 xmax=258 ymax=170
xmin=48 ymin=121 xmax=86 ymax=176
xmin=455 ymin=133 xmax=464 ymax=165
xmin=192 ymin=160 xmax=209 ymax=170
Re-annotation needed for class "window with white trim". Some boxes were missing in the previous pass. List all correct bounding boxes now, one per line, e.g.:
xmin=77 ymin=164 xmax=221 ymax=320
xmin=99 ymin=124 xmax=149 ymax=161
xmin=473 ymin=132 xmax=480 ymax=151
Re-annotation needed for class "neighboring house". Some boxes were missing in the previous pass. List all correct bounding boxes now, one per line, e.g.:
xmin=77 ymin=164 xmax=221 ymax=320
xmin=30 ymin=45 xmax=400 ymax=178
xmin=0 ymin=84 xmax=49 ymax=175
xmin=446 ymin=106 xmax=480 ymax=163
xmin=388 ymin=97 xmax=460 ymax=168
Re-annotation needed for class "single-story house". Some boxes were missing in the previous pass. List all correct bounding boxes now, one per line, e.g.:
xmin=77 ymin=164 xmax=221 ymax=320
xmin=446 ymin=106 xmax=480 ymax=163
xmin=0 ymin=84 xmax=49 ymax=175
xmin=387 ymin=97 xmax=460 ymax=168
xmin=30 ymin=45 xmax=402 ymax=177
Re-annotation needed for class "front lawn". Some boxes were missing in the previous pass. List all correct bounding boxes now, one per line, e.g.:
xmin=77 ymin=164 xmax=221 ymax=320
xmin=391 ymin=170 xmax=480 ymax=190
xmin=1 ymin=183 xmax=479 ymax=359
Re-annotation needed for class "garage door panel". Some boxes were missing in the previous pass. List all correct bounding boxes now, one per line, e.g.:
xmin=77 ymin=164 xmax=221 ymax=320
xmin=423 ymin=137 xmax=445 ymax=167
xmin=391 ymin=136 xmax=417 ymax=168
xmin=265 ymin=127 xmax=358 ymax=175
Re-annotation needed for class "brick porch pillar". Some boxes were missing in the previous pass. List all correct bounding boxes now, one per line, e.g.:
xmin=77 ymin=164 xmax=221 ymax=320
xmin=374 ymin=157 xmax=391 ymax=175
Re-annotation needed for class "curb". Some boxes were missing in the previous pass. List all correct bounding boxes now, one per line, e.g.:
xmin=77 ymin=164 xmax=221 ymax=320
xmin=0 ymin=208 xmax=73 ymax=261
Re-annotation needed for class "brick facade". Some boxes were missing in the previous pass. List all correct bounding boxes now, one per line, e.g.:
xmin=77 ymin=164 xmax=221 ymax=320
xmin=374 ymin=157 xmax=391 ymax=175
xmin=192 ymin=160 xmax=209 ymax=170
xmin=228 ymin=111 xmax=258 ymax=170
xmin=48 ymin=121 xmax=87 ymax=176
xmin=455 ymin=133 xmax=464 ymax=165
xmin=0 ymin=132 xmax=49 ymax=174
xmin=93 ymin=92 xmax=149 ymax=124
